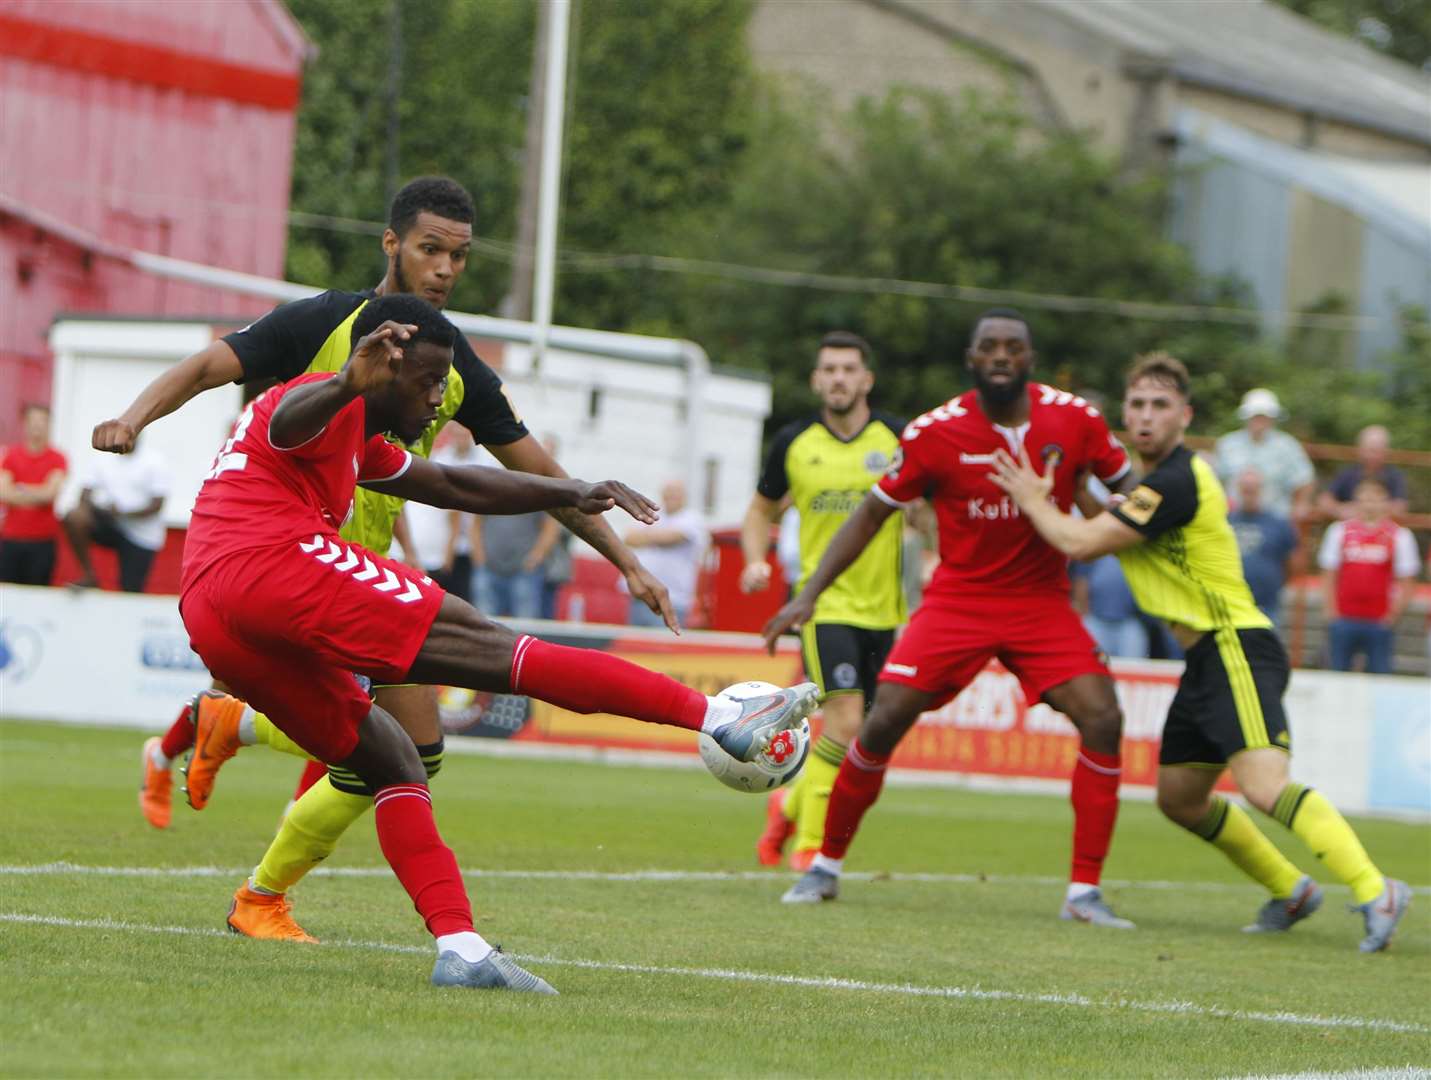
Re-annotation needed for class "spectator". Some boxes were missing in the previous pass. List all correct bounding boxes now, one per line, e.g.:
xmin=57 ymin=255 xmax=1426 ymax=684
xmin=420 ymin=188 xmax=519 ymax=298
xmin=1214 ymin=389 xmax=1315 ymax=523
xmin=1317 ymin=477 xmax=1420 ymax=674
xmin=537 ymin=435 xmax=572 ymax=620
xmin=1317 ymin=424 xmax=1409 ymax=522
xmin=0 ymin=404 xmax=68 ymax=586
xmin=63 ymin=437 xmax=169 ymax=592
xmin=473 ymin=492 xmax=559 ymax=620
xmin=1228 ymin=468 xmax=1298 ymax=625
xmin=1071 ymin=555 xmax=1148 ymax=659
xmin=622 ymin=478 xmax=708 ymax=628
xmin=402 ymin=427 xmax=478 ymax=604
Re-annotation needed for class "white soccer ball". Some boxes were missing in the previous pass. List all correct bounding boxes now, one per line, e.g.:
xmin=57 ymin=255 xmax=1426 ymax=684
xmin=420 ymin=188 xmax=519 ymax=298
xmin=698 ymin=680 xmax=811 ymax=793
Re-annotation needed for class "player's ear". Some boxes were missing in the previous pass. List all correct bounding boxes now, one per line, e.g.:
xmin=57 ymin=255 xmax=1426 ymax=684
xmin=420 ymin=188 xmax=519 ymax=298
xmin=381 ymin=228 xmax=400 ymax=259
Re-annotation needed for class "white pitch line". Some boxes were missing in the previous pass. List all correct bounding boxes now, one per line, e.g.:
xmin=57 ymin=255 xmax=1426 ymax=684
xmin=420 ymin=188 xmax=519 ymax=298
xmin=1 ymin=862 xmax=1428 ymax=895
xmin=2 ymin=912 xmax=1425 ymax=1036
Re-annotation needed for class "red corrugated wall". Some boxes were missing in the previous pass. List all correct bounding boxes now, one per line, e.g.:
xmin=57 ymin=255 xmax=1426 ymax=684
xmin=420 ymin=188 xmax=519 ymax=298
xmin=0 ymin=0 xmax=308 ymax=442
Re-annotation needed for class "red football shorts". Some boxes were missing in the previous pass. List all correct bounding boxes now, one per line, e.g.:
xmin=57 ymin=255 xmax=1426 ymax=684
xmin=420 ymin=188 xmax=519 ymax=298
xmin=180 ymin=533 xmax=445 ymax=763
xmin=878 ymin=589 xmax=1109 ymax=706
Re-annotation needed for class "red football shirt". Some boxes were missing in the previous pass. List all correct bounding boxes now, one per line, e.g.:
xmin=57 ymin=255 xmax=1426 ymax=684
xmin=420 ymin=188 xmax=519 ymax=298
xmin=1330 ymin=518 xmax=1402 ymax=621
xmin=875 ymin=382 xmax=1130 ymax=598
xmin=181 ymin=372 xmax=412 ymax=594
xmin=0 ymin=444 xmax=68 ymax=541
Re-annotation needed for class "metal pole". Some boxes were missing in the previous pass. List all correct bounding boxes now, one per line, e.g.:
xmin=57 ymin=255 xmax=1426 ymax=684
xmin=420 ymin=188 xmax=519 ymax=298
xmin=531 ymin=0 xmax=571 ymax=373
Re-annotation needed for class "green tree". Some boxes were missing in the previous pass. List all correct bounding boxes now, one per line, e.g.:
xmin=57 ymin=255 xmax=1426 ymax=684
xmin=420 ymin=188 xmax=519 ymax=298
xmin=1274 ymin=0 xmax=1431 ymax=69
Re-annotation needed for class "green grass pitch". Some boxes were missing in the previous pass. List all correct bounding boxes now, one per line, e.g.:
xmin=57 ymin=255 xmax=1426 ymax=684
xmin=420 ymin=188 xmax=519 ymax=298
xmin=1 ymin=719 xmax=1427 ymax=1078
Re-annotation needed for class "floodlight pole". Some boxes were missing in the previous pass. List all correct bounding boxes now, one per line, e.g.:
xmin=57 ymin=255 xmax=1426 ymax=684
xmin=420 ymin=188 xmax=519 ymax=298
xmin=531 ymin=0 xmax=571 ymax=373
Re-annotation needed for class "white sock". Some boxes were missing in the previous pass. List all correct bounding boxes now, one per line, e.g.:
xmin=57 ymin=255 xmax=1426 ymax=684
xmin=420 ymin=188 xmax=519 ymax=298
xmin=699 ymin=696 xmax=741 ymax=735
xmin=436 ymin=930 xmax=494 ymax=964
xmin=237 ymin=706 xmax=258 ymax=746
xmin=247 ymin=876 xmax=281 ymax=897
xmin=1067 ymin=882 xmax=1099 ymax=901
xmin=150 ymin=744 xmax=172 ymax=770
xmin=812 ymin=853 xmax=843 ymax=876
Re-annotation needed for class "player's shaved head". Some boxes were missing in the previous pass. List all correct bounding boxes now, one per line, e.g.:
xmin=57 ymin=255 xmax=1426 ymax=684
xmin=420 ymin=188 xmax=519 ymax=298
xmin=969 ymin=307 xmax=1030 ymax=347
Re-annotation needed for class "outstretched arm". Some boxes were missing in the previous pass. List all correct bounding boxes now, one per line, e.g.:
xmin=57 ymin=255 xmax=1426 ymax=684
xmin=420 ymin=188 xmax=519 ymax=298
xmin=269 ymin=321 xmax=414 ymax=449
xmin=487 ymin=434 xmax=680 ymax=632
xmin=761 ymin=493 xmax=895 ymax=652
xmin=367 ymin=456 xmax=659 ymax=521
xmin=93 ymin=340 xmax=245 ymax=453
xmin=988 ymin=448 xmax=1142 ymax=561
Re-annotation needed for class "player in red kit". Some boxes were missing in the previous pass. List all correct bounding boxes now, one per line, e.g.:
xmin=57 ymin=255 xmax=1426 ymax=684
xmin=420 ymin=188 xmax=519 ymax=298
xmin=180 ymin=293 xmax=817 ymax=990
xmin=766 ymin=309 xmax=1139 ymax=926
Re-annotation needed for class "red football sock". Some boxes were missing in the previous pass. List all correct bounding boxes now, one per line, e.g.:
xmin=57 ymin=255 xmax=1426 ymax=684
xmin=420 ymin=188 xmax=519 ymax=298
xmin=293 ymin=759 xmax=328 ymax=801
xmin=373 ymin=783 xmax=473 ymax=938
xmin=820 ymin=739 xmax=890 ymax=860
xmin=158 ymin=700 xmax=196 ymax=760
xmin=509 ymin=635 xmax=707 ymax=731
xmin=1070 ymin=745 xmax=1122 ymax=886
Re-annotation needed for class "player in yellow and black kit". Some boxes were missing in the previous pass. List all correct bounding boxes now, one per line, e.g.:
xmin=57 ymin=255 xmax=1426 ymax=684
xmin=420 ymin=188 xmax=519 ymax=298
xmin=990 ymin=352 xmax=1410 ymax=952
xmin=95 ymin=177 xmax=679 ymax=941
xmin=739 ymin=331 xmax=905 ymax=869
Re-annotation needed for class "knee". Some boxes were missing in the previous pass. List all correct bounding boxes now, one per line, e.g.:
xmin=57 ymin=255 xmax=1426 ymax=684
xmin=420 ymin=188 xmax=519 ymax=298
xmin=1074 ymin=700 xmax=1123 ymax=753
xmin=1156 ymin=787 xmax=1205 ymax=829
xmin=1238 ymin=780 xmax=1281 ymax=816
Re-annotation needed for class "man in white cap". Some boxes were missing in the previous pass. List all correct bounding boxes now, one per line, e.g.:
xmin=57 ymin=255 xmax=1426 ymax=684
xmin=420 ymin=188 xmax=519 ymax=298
xmin=1214 ymin=389 xmax=1315 ymax=523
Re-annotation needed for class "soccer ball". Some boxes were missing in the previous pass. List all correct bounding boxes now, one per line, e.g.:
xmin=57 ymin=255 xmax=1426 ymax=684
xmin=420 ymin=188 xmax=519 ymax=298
xmin=697 ymin=681 xmax=811 ymax=793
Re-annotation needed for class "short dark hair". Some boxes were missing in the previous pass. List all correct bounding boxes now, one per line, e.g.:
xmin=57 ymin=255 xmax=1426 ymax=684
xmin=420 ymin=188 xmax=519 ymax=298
xmin=388 ymin=176 xmax=475 ymax=237
xmin=1126 ymin=351 xmax=1191 ymax=400
xmin=351 ymin=294 xmax=458 ymax=352
xmin=969 ymin=307 xmax=1030 ymax=345
xmin=817 ymin=330 xmax=873 ymax=367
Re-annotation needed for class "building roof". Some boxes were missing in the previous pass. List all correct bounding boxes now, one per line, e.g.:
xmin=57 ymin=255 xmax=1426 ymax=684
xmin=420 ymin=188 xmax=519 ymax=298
xmin=1036 ymin=0 xmax=1431 ymax=148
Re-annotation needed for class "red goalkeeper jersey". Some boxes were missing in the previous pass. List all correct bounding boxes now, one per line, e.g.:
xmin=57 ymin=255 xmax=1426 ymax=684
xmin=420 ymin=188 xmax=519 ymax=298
xmin=875 ymin=382 xmax=1130 ymax=598
xmin=181 ymin=372 xmax=413 ymax=593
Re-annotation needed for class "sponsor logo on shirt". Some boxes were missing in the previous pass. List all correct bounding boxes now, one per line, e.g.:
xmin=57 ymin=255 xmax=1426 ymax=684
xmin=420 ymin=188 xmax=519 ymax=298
xmin=811 ymin=489 xmax=865 ymax=514
xmin=967 ymin=496 xmax=1021 ymax=521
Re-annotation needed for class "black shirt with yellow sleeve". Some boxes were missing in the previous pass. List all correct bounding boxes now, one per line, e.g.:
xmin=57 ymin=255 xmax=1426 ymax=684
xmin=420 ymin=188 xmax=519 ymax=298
xmin=1109 ymin=444 xmax=1271 ymax=632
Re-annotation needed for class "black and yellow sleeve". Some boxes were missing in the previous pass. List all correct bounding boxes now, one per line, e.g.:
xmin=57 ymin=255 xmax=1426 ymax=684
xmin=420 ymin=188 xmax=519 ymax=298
xmin=1109 ymin=445 xmax=1199 ymax=540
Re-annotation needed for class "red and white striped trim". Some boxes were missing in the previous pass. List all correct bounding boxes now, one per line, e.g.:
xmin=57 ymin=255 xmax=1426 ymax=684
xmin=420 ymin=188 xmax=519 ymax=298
xmin=847 ymin=741 xmax=889 ymax=773
xmin=1076 ymin=752 xmax=1122 ymax=776
xmin=373 ymin=784 xmax=431 ymax=809
xmin=510 ymin=635 xmax=538 ymax=693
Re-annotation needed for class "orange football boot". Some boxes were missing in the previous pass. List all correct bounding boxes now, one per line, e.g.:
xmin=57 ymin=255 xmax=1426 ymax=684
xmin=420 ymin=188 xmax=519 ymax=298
xmin=138 ymin=736 xmax=172 ymax=829
xmin=183 ymin=691 xmax=245 ymax=810
xmin=227 ymin=883 xmax=318 ymax=943
xmin=756 ymin=787 xmax=795 ymax=867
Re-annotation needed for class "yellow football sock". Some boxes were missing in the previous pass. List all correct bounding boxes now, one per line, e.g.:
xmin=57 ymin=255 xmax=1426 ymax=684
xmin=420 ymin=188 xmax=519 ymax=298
xmin=252 ymin=712 xmax=317 ymax=761
xmin=780 ymin=771 xmax=805 ymax=823
xmin=1273 ymin=783 xmax=1385 ymax=905
xmin=252 ymin=777 xmax=371 ymax=894
xmin=1190 ymin=795 xmax=1302 ymax=898
xmin=793 ymin=735 xmax=847 ymax=853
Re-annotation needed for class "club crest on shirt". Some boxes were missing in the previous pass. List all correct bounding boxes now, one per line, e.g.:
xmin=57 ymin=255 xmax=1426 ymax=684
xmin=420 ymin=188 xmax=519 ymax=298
xmin=1040 ymin=444 xmax=1064 ymax=470
xmin=1121 ymin=485 xmax=1163 ymax=525
xmin=864 ymin=450 xmax=891 ymax=474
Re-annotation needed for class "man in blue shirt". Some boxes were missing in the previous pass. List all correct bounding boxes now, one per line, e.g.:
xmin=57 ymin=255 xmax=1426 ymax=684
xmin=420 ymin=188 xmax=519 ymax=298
xmin=1228 ymin=468 xmax=1298 ymax=625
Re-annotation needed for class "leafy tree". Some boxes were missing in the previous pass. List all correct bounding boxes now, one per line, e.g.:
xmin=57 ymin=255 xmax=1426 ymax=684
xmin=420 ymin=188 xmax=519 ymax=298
xmin=1274 ymin=0 xmax=1431 ymax=69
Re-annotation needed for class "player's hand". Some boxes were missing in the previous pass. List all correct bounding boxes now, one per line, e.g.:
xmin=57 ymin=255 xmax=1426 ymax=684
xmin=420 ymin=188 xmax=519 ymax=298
xmin=739 ymin=561 xmax=772 ymax=594
xmin=625 ymin=562 xmax=680 ymax=634
xmin=573 ymin=480 xmax=660 ymax=522
xmin=340 ymin=321 xmax=416 ymax=395
xmin=761 ymin=595 xmax=813 ymax=654
xmin=988 ymin=446 xmax=1053 ymax=508
xmin=92 ymin=418 xmax=138 ymax=454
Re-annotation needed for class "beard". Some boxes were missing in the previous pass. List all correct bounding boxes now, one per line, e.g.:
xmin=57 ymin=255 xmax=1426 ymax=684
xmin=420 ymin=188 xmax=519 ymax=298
xmin=972 ymin=367 xmax=1029 ymax=407
xmin=392 ymin=249 xmax=415 ymax=296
